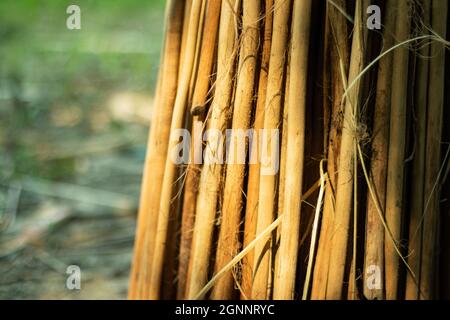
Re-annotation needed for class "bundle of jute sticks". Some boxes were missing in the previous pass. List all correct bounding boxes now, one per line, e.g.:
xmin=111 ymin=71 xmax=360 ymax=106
xmin=129 ymin=0 xmax=450 ymax=300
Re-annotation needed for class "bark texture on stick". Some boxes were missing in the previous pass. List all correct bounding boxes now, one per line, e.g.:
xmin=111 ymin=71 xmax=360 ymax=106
xmin=384 ymin=0 xmax=412 ymax=301
xmin=420 ymin=0 xmax=448 ymax=300
xmin=252 ymin=0 xmax=291 ymax=300
xmin=241 ymin=0 xmax=274 ymax=299
xmin=129 ymin=0 xmax=184 ymax=300
xmin=405 ymin=0 xmax=431 ymax=301
xmin=191 ymin=0 xmax=222 ymax=115
xmin=273 ymin=0 xmax=312 ymax=300
xmin=363 ymin=0 xmax=396 ymax=301
xmin=211 ymin=0 xmax=260 ymax=300
xmin=325 ymin=0 xmax=368 ymax=300
xmin=149 ymin=0 xmax=203 ymax=299
xmin=186 ymin=0 xmax=239 ymax=299
xmin=311 ymin=0 xmax=349 ymax=300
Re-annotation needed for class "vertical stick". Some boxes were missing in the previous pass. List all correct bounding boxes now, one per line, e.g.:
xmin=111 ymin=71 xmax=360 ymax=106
xmin=148 ymin=0 xmax=204 ymax=299
xmin=311 ymin=0 xmax=349 ymax=299
xmin=273 ymin=0 xmax=312 ymax=300
xmin=211 ymin=0 xmax=261 ymax=300
xmin=186 ymin=0 xmax=239 ymax=299
xmin=241 ymin=0 xmax=274 ymax=299
xmin=177 ymin=117 xmax=204 ymax=299
xmin=384 ymin=0 xmax=412 ymax=300
xmin=405 ymin=0 xmax=431 ymax=300
xmin=191 ymin=0 xmax=222 ymax=115
xmin=178 ymin=0 xmax=193 ymax=82
xmin=325 ymin=0 xmax=368 ymax=300
xmin=420 ymin=0 xmax=447 ymax=299
xmin=251 ymin=0 xmax=291 ymax=300
xmin=128 ymin=0 xmax=184 ymax=299
xmin=363 ymin=0 xmax=396 ymax=301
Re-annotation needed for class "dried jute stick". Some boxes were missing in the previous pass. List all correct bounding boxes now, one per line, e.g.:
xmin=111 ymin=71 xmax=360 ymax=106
xmin=420 ymin=0 xmax=448 ymax=300
xmin=384 ymin=0 xmax=412 ymax=300
xmin=186 ymin=0 xmax=239 ymax=299
xmin=251 ymin=0 xmax=291 ymax=300
xmin=190 ymin=0 xmax=222 ymax=115
xmin=363 ymin=0 xmax=396 ymax=301
xmin=128 ymin=0 xmax=184 ymax=300
xmin=325 ymin=0 xmax=368 ymax=300
xmin=311 ymin=0 xmax=349 ymax=300
xmin=195 ymin=176 xmax=324 ymax=300
xmin=177 ymin=115 xmax=204 ymax=300
xmin=178 ymin=0 xmax=193 ymax=81
xmin=177 ymin=0 xmax=209 ymax=298
xmin=405 ymin=0 xmax=431 ymax=300
xmin=210 ymin=0 xmax=261 ymax=300
xmin=273 ymin=0 xmax=312 ymax=300
xmin=240 ymin=0 xmax=274 ymax=300
xmin=148 ymin=0 xmax=203 ymax=299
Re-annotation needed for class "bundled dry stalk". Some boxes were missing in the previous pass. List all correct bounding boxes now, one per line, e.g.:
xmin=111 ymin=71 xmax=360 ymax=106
xmin=406 ymin=0 xmax=431 ymax=300
xmin=130 ymin=0 xmax=450 ymax=300
xmin=148 ymin=0 xmax=204 ymax=300
xmin=186 ymin=0 xmax=239 ymax=299
xmin=128 ymin=0 xmax=184 ymax=300
xmin=252 ymin=0 xmax=291 ymax=300
xmin=420 ymin=0 xmax=448 ymax=299
xmin=273 ymin=0 xmax=312 ymax=300
xmin=210 ymin=0 xmax=261 ymax=300
xmin=240 ymin=0 xmax=274 ymax=300
xmin=311 ymin=0 xmax=350 ymax=299
xmin=363 ymin=0 xmax=396 ymax=300
xmin=325 ymin=0 xmax=368 ymax=300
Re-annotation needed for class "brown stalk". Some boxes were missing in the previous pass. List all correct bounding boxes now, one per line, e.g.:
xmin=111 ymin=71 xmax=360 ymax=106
xmin=405 ymin=0 xmax=431 ymax=300
xmin=148 ymin=0 xmax=204 ymax=299
xmin=190 ymin=0 xmax=222 ymax=115
xmin=240 ymin=0 xmax=274 ymax=299
xmin=251 ymin=0 xmax=291 ymax=300
xmin=210 ymin=0 xmax=261 ymax=300
xmin=311 ymin=0 xmax=349 ymax=299
xmin=128 ymin=0 xmax=184 ymax=299
xmin=325 ymin=0 xmax=368 ymax=300
xmin=363 ymin=0 xmax=396 ymax=300
xmin=273 ymin=0 xmax=312 ymax=300
xmin=420 ymin=0 xmax=447 ymax=299
xmin=384 ymin=0 xmax=412 ymax=300
xmin=186 ymin=0 xmax=239 ymax=299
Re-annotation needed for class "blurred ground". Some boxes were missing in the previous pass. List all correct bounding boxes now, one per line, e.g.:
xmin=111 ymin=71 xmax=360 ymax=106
xmin=0 ymin=0 xmax=165 ymax=299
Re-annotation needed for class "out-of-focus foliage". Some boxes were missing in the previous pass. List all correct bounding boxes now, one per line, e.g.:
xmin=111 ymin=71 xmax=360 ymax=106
xmin=0 ymin=0 xmax=164 ymax=299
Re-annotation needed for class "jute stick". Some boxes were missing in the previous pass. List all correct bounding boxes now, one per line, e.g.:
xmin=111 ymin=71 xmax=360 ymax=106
xmin=325 ymin=0 xmax=368 ymax=300
xmin=148 ymin=0 xmax=203 ymax=299
xmin=273 ymin=30 xmax=290 ymax=296
xmin=273 ymin=0 xmax=312 ymax=300
xmin=177 ymin=117 xmax=204 ymax=299
xmin=311 ymin=0 xmax=349 ymax=299
xmin=420 ymin=0 xmax=447 ymax=299
xmin=128 ymin=0 xmax=184 ymax=299
xmin=252 ymin=0 xmax=291 ymax=300
xmin=195 ymin=176 xmax=324 ymax=299
xmin=363 ymin=0 xmax=396 ymax=300
xmin=405 ymin=0 xmax=431 ymax=300
xmin=210 ymin=0 xmax=261 ymax=300
xmin=384 ymin=0 xmax=412 ymax=300
xmin=240 ymin=0 xmax=274 ymax=299
xmin=190 ymin=0 xmax=222 ymax=115
xmin=186 ymin=0 xmax=239 ymax=299
xmin=178 ymin=0 xmax=193 ymax=82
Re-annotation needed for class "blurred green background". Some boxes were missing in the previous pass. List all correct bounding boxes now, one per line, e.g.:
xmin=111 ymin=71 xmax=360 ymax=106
xmin=0 ymin=0 xmax=165 ymax=299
